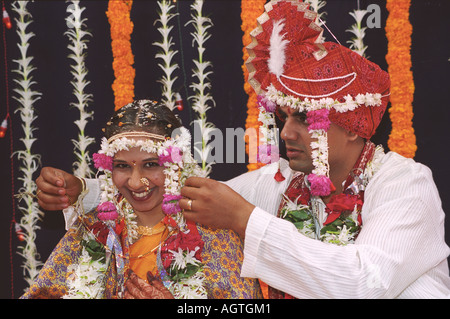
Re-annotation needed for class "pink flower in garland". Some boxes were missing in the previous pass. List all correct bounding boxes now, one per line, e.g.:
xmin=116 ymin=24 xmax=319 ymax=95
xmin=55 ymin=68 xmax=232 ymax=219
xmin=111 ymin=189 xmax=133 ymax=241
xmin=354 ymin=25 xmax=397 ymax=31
xmin=257 ymin=144 xmax=280 ymax=164
xmin=158 ymin=146 xmax=183 ymax=166
xmin=257 ymin=94 xmax=277 ymax=113
xmin=97 ymin=201 xmax=118 ymax=221
xmin=307 ymin=109 xmax=331 ymax=131
xmin=162 ymin=194 xmax=182 ymax=215
xmin=93 ymin=153 xmax=113 ymax=171
xmin=308 ymin=173 xmax=335 ymax=197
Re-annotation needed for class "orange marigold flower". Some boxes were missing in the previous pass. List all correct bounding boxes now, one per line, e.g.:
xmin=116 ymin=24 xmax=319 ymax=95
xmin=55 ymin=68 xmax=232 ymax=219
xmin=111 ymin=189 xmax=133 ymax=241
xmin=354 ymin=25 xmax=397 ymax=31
xmin=107 ymin=0 xmax=135 ymax=111
xmin=386 ymin=0 xmax=416 ymax=158
xmin=241 ymin=0 xmax=266 ymax=171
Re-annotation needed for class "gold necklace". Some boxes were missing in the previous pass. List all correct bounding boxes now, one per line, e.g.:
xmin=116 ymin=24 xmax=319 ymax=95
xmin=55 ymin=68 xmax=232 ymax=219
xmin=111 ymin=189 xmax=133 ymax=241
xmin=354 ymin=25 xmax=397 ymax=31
xmin=136 ymin=224 xmax=166 ymax=236
xmin=129 ymin=228 xmax=176 ymax=260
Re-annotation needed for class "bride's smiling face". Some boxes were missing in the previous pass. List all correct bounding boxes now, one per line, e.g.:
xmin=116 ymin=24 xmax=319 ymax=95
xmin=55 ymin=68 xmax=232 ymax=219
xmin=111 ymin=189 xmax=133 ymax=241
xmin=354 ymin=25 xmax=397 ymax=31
xmin=112 ymin=144 xmax=165 ymax=216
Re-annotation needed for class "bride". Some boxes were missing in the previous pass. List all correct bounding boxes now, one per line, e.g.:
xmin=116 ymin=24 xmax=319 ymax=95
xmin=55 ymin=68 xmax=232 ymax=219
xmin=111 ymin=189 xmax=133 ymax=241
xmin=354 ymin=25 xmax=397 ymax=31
xmin=22 ymin=99 xmax=262 ymax=299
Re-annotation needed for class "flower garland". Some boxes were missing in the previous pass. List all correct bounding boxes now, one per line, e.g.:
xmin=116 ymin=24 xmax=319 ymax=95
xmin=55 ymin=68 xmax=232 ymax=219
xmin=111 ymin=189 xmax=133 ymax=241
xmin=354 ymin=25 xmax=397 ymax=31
xmin=260 ymin=83 xmax=384 ymax=196
xmin=186 ymin=0 xmax=216 ymax=176
xmin=153 ymin=0 xmax=179 ymax=111
xmin=346 ymin=7 xmax=368 ymax=57
xmin=94 ymin=126 xmax=202 ymax=239
xmin=241 ymin=2 xmax=269 ymax=297
xmin=11 ymin=0 xmax=44 ymax=287
xmin=256 ymin=95 xmax=279 ymax=165
xmin=64 ymin=233 xmax=108 ymax=299
xmin=65 ymin=113 xmax=207 ymax=298
xmin=281 ymin=194 xmax=361 ymax=245
xmin=65 ymin=0 xmax=95 ymax=178
xmin=385 ymin=0 xmax=416 ymax=158
xmin=106 ymin=0 xmax=135 ymax=111
xmin=280 ymin=144 xmax=385 ymax=245
xmin=241 ymin=0 xmax=266 ymax=172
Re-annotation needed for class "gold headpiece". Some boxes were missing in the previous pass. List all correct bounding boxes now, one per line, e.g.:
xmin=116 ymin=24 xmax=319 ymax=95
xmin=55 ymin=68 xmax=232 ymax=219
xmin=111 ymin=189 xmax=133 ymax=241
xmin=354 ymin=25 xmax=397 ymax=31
xmin=107 ymin=131 xmax=167 ymax=144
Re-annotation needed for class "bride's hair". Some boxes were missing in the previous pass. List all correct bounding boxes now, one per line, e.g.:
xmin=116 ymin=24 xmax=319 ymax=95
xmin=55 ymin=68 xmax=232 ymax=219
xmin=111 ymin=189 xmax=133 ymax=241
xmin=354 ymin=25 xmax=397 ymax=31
xmin=104 ymin=99 xmax=182 ymax=139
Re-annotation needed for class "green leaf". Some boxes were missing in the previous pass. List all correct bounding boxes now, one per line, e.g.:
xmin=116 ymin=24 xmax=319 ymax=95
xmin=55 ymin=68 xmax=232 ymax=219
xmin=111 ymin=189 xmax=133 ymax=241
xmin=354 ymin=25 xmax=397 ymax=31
xmin=168 ymin=263 xmax=201 ymax=282
xmin=293 ymin=221 xmax=304 ymax=230
xmin=320 ymin=224 xmax=337 ymax=235
xmin=81 ymin=239 xmax=106 ymax=262
xmin=287 ymin=209 xmax=310 ymax=221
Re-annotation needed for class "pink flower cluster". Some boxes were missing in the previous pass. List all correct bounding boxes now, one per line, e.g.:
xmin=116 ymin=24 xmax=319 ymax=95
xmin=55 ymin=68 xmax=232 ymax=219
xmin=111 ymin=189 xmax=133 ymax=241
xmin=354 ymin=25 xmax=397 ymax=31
xmin=308 ymin=173 xmax=334 ymax=197
xmin=162 ymin=194 xmax=182 ymax=215
xmin=307 ymin=109 xmax=330 ymax=131
xmin=97 ymin=201 xmax=118 ymax=221
xmin=93 ymin=153 xmax=113 ymax=171
xmin=158 ymin=146 xmax=183 ymax=166
xmin=257 ymin=94 xmax=277 ymax=113
xmin=257 ymin=144 xmax=280 ymax=164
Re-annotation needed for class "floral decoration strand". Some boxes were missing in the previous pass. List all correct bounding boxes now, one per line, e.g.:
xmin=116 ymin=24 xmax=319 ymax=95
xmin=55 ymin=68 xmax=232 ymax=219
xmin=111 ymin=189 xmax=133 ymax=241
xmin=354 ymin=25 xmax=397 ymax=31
xmin=153 ymin=0 xmax=179 ymax=111
xmin=241 ymin=0 xmax=269 ymax=297
xmin=185 ymin=0 xmax=215 ymax=175
xmin=241 ymin=0 xmax=266 ymax=172
xmin=385 ymin=0 xmax=416 ymax=158
xmin=106 ymin=0 xmax=135 ymax=111
xmin=11 ymin=0 xmax=44 ymax=287
xmin=346 ymin=7 xmax=368 ymax=57
xmin=65 ymin=0 xmax=95 ymax=178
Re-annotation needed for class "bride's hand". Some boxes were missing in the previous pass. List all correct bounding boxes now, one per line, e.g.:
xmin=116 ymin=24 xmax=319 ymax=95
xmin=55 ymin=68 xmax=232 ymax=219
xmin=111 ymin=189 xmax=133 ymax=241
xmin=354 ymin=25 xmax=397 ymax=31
xmin=123 ymin=271 xmax=174 ymax=299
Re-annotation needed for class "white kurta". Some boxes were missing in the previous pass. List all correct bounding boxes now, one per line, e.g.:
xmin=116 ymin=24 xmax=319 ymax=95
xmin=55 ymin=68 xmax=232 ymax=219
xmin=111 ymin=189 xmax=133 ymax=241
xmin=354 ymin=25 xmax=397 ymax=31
xmin=225 ymin=152 xmax=450 ymax=298
xmin=68 ymin=151 xmax=450 ymax=298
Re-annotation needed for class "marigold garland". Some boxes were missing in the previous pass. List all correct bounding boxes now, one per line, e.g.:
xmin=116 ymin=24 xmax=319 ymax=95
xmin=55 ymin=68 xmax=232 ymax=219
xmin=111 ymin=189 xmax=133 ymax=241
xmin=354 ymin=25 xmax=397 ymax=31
xmin=385 ymin=0 xmax=416 ymax=158
xmin=241 ymin=0 xmax=266 ymax=172
xmin=241 ymin=0 xmax=268 ymax=298
xmin=106 ymin=0 xmax=135 ymax=111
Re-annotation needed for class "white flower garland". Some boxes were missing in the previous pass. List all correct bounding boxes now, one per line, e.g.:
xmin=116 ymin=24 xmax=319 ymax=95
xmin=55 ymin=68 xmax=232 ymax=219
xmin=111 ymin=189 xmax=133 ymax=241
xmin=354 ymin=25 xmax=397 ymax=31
xmin=64 ymin=233 xmax=108 ymax=299
xmin=264 ymin=83 xmax=383 ymax=113
xmin=346 ymin=8 xmax=369 ymax=57
xmin=153 ymin=0 xmax=179 ymax=110
xmin=281 ymin=145 xmax=385 ymax=246
xmin=65 ymin=0 xmax=95 ymax=178
xmin=167 ymin=265 xmax=207 ymax=299
xmin=11 ymin=0 xmax=44 ymax=287
xmin=259 ymin=84 xmax=382 ymax=188
xmin=98 ymin=126 xmax=201 ymax=236
xmin=186 ymin=0 xmax=216 ymax=176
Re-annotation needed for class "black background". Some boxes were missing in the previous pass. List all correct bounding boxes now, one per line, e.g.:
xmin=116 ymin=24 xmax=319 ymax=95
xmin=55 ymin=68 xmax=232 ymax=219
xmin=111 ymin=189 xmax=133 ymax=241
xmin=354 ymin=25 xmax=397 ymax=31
xmin=0 ymin=0 xmax=449 ymax=298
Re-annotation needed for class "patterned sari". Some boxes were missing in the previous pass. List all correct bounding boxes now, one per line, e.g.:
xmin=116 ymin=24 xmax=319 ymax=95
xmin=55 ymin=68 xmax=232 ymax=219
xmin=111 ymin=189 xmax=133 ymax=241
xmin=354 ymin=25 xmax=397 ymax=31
xmin=21 ymin=210 xmax=262 ymax=299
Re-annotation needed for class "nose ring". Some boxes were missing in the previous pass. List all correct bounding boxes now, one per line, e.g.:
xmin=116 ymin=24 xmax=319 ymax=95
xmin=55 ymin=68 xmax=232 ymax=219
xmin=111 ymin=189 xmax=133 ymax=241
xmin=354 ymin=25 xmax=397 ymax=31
xmin=140 ymin=177 xmax=150 ymax=191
